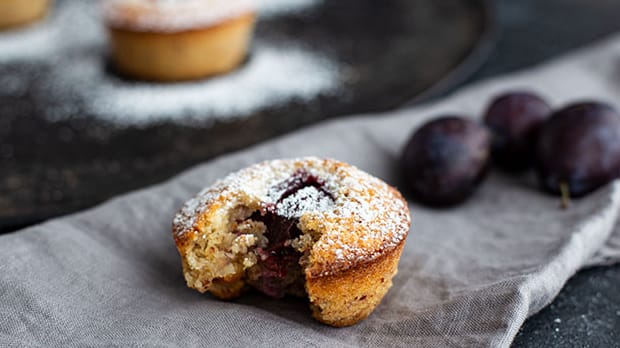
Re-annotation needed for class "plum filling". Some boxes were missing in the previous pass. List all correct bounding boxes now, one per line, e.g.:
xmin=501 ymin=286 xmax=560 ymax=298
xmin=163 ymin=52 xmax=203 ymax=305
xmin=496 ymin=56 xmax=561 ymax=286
xmin=247 ymin=209 xmax=304 ymax=298
xmin=245 ymin=170 xmax=333 ymax=298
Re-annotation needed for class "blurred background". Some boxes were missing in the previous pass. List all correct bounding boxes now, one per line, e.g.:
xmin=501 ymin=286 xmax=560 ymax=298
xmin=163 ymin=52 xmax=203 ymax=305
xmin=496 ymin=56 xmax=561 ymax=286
xmin=1 ymin=0 xmax=619 ymax=345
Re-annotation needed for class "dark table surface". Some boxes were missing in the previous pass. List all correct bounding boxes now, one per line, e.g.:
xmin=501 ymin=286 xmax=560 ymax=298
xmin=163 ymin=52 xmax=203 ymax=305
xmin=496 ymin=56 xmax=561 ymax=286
xmin=472 ymin=1 xmax=620 ymax=346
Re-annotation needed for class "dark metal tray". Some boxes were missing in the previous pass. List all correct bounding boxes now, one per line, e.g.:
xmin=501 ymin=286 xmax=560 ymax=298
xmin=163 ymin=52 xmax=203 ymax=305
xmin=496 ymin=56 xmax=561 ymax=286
xmin=0 ymin=0 xmax=495 ymax=231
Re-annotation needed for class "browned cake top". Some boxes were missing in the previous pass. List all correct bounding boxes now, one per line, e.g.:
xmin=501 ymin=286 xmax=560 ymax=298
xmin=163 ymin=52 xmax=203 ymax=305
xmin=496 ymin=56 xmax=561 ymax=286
xmin=103 ymin=0 xmax=254 ymax=32
xmin=173 ymin=157 xmax=411 ymax=278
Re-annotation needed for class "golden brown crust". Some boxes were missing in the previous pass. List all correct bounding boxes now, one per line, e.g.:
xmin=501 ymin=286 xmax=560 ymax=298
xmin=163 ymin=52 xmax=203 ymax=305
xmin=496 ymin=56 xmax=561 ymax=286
xmin=107 ymin=13 xmax=255 ymax=81
xmin=302 ymin=184 xmax=409 ymax=278
xmin=306 ymin=239 xmax=406 ymax=327
xmin=209 ymin=274 xmax=246 ymax=300
xmin=0 ymin=0 xmax=48 ymax=29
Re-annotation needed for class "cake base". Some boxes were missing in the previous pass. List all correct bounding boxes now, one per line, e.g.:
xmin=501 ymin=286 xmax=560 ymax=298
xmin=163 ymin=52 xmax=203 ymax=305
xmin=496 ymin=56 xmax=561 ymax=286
xmin=107 ymin=13 xmax=255 ymax=82
xmin=0 ymin=0 xmax=49 ymax=29
xmin=307 ymin=239 xmax=405 ymax=327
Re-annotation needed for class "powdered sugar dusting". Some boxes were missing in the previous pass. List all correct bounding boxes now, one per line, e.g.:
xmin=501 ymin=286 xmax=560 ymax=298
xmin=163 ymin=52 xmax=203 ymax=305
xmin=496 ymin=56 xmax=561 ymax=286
xmin=103 ymin=0 xmax=254 ymax=32
xmin=103 ymin=0 xmax=324 ymax=32
xmin=0 ymin=0 xmax=340 ymax=126
xmin=82 ymin=46 xmax=340 ymax=125
xmin=173 ymin=157 xmax=411 ymax=276
xmin=103 ymin=0 xmax=325 ymax=32
xmin=0 ymin=0 xmax=325 ymax=62
xmin=276 ymin=185 xmax=334 ymax=218
xmin=0 ymin=0 xmax=101 ymax=63
xmin=0 ymin=20 xmax=56 ymax=62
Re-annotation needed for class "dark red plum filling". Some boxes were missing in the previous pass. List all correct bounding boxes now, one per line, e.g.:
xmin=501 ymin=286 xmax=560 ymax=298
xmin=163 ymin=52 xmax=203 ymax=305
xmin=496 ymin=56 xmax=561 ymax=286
xmin=272 ymin=169 xmax=333 ymax=203
xmin=246 ymin=170 xmax=333 ymax=298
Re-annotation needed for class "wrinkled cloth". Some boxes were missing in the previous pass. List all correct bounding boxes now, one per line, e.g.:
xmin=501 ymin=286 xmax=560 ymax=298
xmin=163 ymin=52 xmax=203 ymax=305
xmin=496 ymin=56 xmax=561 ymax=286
xmin=3 ymin=34 xmax=620 ymax=348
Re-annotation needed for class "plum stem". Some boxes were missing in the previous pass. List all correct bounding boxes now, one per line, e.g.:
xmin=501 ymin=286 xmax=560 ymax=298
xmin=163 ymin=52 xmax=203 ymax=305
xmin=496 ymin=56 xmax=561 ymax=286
xmin=559 ymin=182 xmax=571 ymax=209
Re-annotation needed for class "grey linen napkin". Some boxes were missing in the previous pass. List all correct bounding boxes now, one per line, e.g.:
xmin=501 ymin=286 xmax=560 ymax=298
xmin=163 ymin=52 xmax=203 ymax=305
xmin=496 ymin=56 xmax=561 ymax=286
xmin=4 ymin=34 xmax=620 ymax=348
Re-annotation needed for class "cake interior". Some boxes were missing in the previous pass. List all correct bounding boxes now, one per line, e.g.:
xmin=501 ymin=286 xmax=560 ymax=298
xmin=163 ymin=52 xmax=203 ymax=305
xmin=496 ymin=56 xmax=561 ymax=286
xmin=185 ymin=170 xmax=334 ymax=299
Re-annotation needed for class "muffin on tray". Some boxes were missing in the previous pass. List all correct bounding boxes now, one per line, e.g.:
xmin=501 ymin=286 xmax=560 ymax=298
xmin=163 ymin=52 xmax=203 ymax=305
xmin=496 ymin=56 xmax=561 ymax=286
xmin=103 ymin=0 xmax=255 ymax=81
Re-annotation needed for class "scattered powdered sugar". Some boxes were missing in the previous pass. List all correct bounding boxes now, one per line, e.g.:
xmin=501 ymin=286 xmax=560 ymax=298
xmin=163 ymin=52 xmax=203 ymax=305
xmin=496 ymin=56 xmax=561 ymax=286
xmin=66 ymin=45 xmax=340 ymax=125
xmin=0 ymin=0 xmax=339 ymax=125
xmin=173 ymin=157 xmax=411 ymax=276
xmin=0 ymin=1 xmax=66 ymax=63
xmin=0 ymin=21 xmax=56 ymax=63
xmin=0 ymin=0 xmax=108 ymax=63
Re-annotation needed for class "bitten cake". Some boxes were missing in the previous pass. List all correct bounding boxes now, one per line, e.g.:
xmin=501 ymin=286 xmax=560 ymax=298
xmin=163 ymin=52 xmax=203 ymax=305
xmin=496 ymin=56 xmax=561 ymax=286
xmin=0 ymin=0 xmax=49 ymax=29
xmin=172 ymin=157 xmax=411 ymax=327
xmin=102 ymin=0 xmax=255 ymax=81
